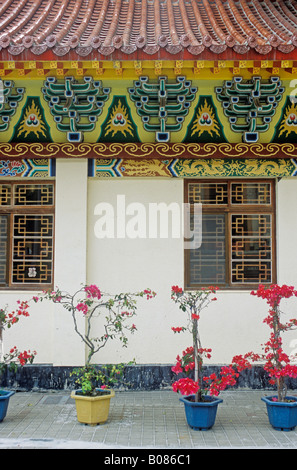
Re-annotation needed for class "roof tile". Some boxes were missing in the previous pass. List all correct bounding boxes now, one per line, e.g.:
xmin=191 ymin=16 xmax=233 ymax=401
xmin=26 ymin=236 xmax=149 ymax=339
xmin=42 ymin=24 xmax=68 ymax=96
xmin=0 ymin=0 xmax=296 ymax=59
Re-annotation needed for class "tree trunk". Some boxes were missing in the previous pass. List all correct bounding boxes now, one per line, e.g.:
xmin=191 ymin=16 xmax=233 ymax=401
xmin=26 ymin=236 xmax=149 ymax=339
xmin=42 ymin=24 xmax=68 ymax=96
xmin=273 ymin=305 xmax=286 ymax=402
xmin=193 ymin=317 xmax=202 ymax=402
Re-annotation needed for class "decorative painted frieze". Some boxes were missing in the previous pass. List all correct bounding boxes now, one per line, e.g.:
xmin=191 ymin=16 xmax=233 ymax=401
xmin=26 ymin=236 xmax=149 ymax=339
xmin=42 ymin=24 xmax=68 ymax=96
xmin=42 ymin=76 xmax=111 ymax=142
xmin=1 ymin=142 xmax=297 ymax=161
xmin=89 ymin=157 xmax=297 ymax=178
xmin=0 ymin=80 xmax=25 ymax=131
xmin=11 ymin=96 xmax=52 ymax=142
xmin=128 ymin=76 xmax=197 ymax=142
xmin=215 ymin=76 xmax=284 ymax=143
xmin=0 ymin=76 xmax=295 ymax=145
xmin=273 ymin=97 xmax=297 ymax=142
xmin=0 ymin=159 xmax=55 ymax=177
xmin=98 ymin=96 xmax=140 ymax=142
xmin=183 ymin=96 xmax=226 ymax=143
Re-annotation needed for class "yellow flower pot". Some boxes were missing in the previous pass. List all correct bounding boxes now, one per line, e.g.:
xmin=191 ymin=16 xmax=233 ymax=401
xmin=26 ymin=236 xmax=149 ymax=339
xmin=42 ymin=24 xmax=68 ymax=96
xmin=71 ymin=388 xmax=115 ymax=425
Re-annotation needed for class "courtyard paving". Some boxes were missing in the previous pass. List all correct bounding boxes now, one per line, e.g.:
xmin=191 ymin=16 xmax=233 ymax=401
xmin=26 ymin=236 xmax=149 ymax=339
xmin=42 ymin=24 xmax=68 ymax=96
xmin=0 ymin=389 xmax=296 ymax=450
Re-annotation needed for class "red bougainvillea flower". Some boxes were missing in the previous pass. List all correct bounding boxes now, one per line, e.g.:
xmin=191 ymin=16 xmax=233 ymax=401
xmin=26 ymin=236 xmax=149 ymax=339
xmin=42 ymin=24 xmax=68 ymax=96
xmin=172 ymin=378 xmax=199 ymax=395
xmin=171 ymin=285 xmax=183 ymax=294
xmin=191 ymin=313 xmax=200 ymax=320
xmin=171 ymin=327 xmax=185 ymax=333
xmin=18 ymin=350 xmax=36 ymax=366
xmin=244 ymin=284 xmax=297 ymax=401
xmin=251 ymin=284 xmax=297 ymax=308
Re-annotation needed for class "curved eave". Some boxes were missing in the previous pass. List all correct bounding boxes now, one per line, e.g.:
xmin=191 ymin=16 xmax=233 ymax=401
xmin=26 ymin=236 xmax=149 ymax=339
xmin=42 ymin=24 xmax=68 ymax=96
xmin=0 ymin=45 xmax=297 ymax=62
xmin=0 ymin=0 xmax=296 ymax=61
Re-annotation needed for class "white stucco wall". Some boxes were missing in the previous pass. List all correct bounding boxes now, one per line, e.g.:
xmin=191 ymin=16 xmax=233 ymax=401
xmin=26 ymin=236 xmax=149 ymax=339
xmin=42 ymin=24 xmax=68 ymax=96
xmin=277 ymin=178 xmax=297 ymax=284
xmin=274 ymin=177 xmax=297 ymax=361
xmin=87 ymin=178 xmax=185 ymax=365
xmin=52 ymin=158 xmax=88 ymax=365
xmin=3 ymin=159 xmax=88 ymax=366
xmin=86 ymin=176 xmax=297 ymax=366
xmin=1 ymin=292 xmax=53 ymax=365
xmin=2 ymin=166 xmax=297 ymax=368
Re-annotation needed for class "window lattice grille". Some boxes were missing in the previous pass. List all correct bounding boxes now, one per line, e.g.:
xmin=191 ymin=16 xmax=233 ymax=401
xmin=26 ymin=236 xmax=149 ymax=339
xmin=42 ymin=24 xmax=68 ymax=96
xmin=186 ymin=180 xmax=274 ymax=288
xmin=0 ymin=182 xmax=54 ymax=288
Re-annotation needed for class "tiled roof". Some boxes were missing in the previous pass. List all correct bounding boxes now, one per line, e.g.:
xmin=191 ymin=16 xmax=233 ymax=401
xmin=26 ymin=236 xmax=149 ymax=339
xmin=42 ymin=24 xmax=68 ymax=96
xmin=0 ymin=0 xmax=297 ymax=59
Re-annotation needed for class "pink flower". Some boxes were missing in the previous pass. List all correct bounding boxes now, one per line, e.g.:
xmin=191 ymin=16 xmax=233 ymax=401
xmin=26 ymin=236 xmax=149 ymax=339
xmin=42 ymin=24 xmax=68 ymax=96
xmin=143 ymin=289 xmax=156 ymax=299
xmin=76 ymin=302 xmax=88 ymax=315
xmin=84 ymin=285 xmax=101 ymax=300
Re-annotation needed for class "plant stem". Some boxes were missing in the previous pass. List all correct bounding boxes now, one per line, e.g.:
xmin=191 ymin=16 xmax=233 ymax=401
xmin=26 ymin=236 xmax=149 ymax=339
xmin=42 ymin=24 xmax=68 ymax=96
xmin=272 ymin=304 xmax=285 ymax=402
xmin=192 ymin=312 xmax=202 ymax=402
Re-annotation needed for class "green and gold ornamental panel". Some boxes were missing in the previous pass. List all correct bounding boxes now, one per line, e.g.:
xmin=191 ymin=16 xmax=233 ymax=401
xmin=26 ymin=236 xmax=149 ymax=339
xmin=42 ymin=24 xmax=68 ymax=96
xmin=0 ymin=66 xmax=296 ymax=179
xmin=0 ymin=74 xmax=296 ymax=145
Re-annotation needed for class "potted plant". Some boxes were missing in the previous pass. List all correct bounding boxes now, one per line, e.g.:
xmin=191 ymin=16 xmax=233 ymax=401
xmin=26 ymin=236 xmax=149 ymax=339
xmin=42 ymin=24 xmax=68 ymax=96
xmin=170 ymin=285 xmax=240 ymax=430
xmin=232 ymin=284 xmax=297 ymax=431
xmin=37 ymin=285 xmax=156 ymax=425
xmin=0 ymin=300 xmax=36 ymax=422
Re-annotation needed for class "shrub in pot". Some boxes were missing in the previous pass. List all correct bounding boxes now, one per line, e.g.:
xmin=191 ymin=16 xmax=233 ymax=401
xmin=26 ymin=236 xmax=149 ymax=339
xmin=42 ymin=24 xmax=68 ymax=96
xmin=0 ymin=301 xmax=36 ymax=422
xmin=170 ymin=285 xmax=241 ymax=430
xmin=233 ymin=284 xmax=297 ymax=431
xmin=37 ymin=285 xmax=156 ymax=425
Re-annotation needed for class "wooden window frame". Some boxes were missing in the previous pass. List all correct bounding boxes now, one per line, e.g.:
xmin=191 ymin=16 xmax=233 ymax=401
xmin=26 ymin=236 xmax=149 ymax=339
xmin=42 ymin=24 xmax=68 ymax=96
xmin=0 ymin=180 xmax=55 ymax=290
xmin=184 ymin=179 xmax=276 ymax=290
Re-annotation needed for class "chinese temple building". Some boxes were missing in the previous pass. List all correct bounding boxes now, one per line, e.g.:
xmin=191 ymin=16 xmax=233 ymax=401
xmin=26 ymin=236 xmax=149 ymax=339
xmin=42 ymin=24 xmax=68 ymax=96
xmin=1 ymin=0 xmax=297 ymax=388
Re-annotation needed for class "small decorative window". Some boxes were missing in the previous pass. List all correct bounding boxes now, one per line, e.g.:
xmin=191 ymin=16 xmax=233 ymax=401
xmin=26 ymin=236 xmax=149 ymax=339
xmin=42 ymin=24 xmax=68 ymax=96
xmin=0 ymin=182 xmax=54 ymax=288
xmin=185 ymin=180 xmax=275 ymax=289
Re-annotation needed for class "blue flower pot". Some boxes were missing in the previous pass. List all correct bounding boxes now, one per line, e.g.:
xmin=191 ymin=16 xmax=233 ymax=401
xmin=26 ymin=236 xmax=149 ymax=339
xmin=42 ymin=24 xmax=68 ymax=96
xmin=179 ymin=395 xmax=223 ymax=430
xmin=261 ymin=396 xmax=297 ymax=431
xmin=0 ymin=390 xmax=15 ymax=422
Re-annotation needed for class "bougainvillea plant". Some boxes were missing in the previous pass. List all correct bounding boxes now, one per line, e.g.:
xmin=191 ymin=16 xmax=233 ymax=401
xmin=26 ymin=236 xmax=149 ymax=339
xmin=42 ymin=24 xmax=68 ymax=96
xmin=171 ymin=285 xmax=240 ymax=402
xmin=232 ymin=284 xmax=297 ymax=402
xmin=0 ymin=300 xmax=36 ymax=380
xmin=36 ymin=285 xmax=156 ymax=395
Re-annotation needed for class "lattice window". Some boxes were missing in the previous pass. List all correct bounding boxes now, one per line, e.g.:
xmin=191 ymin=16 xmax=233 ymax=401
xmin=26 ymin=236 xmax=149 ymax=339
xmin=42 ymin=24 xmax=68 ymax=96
xmin=231 ymin=183 xmax=271 ymax=205
xmin=0 ymin=215 xmax=8 ymax=283
xmin=231 ymin=214 xmax=272 ymax=284
xmin=185 ymin=180 xmax=275 ymax=289
xmin=14 ymin=184 xmax=54 ymax=206
xmin=189 ymin=214 xmax=226 ymax=284
xmin=188 ymin=182 xmax=228 ymax=205
xmin=0 ymin=185 xmax=11 ymax=206
xmin=0 ymin=182 xmax=54 ymax=288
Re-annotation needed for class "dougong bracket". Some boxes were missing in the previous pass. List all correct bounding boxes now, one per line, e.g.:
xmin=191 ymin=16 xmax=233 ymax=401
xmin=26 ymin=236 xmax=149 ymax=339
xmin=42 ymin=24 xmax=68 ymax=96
xmin=0 ymin=80 xmax=25 ymax=131
xmin=42 ymin=76 xmax=111 ymax=142
xmin=215 ymin=76 xmax=284 ymax=143
xmin=128 ymin=76 xmax=197 ymax=142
